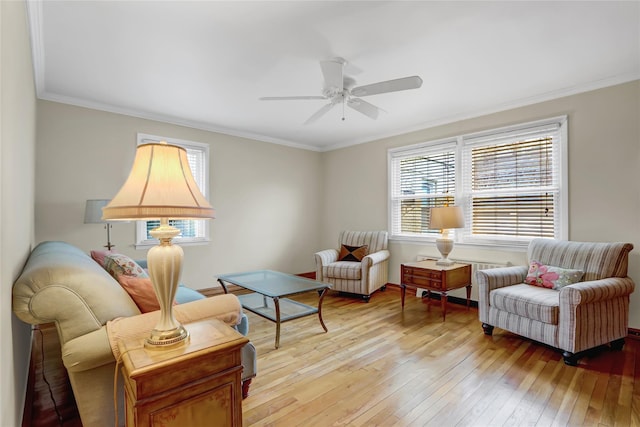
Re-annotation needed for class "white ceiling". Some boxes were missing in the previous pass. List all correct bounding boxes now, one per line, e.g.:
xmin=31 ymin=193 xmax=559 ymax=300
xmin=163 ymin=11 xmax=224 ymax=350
xmin=28 ymin=1 xmax=640 ymax=152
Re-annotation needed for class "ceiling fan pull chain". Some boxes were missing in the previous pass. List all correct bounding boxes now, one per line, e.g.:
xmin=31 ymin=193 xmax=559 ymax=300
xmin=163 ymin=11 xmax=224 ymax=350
xmin=342 ymin=94 xmax=346 ymax=121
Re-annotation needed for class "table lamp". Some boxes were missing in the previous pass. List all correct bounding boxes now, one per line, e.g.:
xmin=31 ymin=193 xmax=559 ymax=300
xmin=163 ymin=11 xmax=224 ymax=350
xmin=429 ymin=206 xmax=464 ymax=266
xmin=84 ymin=199 xmax=115 ymax=250
xmin=102 ymin=142 xmax=215 ymax=349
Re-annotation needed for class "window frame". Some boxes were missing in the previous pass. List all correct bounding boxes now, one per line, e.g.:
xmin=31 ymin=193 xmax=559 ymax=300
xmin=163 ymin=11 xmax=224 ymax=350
xmin=134 ymin=133 xmax=211 ymax=249
xmin=388 ymin=116 xmax=568 ymax=249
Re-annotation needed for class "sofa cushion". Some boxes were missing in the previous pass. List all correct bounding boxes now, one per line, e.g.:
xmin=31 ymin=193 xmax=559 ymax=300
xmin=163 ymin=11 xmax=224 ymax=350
xmin=338 ymin=244 xmax=368 ymax=262
xmin=525 ymin=261 xmax=583 ymax=290
xmin=104 ymin=254 xmax=148 ymax=278
xmin=115 ymin=276 xmax=169 ymax=312
xmin=90 ymin=249 xmax=117 ymax=268
xmin=490 ymin=283 xmax=559 ymax=325
xmin=175 ymin=285 xmax=206 ymax=304
xmin=323 ymin=261 xmax=362 ymax=280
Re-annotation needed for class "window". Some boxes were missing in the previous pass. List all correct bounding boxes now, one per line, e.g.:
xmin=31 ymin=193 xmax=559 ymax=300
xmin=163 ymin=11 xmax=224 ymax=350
xmin=389 ymin=116 xmax=567 ymax=248
xmin=135 ymin=133 xmax=211 ymax=248
xmin=389 ymin=139 xmax=457 ymax=238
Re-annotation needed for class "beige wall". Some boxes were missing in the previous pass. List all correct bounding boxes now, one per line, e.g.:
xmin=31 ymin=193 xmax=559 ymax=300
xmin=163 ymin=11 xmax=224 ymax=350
xmin=1 ymin=1 xmax=37 ymax=425
xmin=320 ymin=80 xmax=640 ymax=327
xmin=35 ymin=101 xmax=322 ymax=287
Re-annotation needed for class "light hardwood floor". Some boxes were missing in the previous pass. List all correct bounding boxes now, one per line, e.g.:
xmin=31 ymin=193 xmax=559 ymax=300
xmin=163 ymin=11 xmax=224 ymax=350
xmin=241 ymin=286 xmax=640 ymax=426
xmin=28 ymin=286 xmax=640 ymax=426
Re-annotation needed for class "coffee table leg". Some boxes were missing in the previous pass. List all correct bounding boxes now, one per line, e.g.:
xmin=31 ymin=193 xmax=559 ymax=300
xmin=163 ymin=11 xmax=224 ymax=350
xmin=318 ymin=288 xmax=328 ymax=333
xmin=217 ymin=278 xmax=229 ymax=294
xmin=274 ymin=297 xmax=281 ymax=349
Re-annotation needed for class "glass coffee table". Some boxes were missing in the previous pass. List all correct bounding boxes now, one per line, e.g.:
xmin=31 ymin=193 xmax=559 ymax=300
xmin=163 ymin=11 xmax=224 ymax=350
xmin=217 ymin=270 xmax=330 ymax=349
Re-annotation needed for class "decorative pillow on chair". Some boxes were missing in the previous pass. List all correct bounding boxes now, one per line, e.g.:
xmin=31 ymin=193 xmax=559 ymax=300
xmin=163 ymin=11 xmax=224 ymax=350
xmin=103 ymin=253 xmax=148 ymax=278
xmin=338 ymin=244 xmax=369 ymax=262
xmin=525 ymin=261 xmax=584 ymax=290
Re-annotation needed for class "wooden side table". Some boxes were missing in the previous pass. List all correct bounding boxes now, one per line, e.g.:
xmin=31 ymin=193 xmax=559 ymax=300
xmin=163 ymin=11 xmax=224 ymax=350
xmin=117 ymin=318 xmax=249 ymax=427
xmin=400 ymin=260 xmax=472 ymax=321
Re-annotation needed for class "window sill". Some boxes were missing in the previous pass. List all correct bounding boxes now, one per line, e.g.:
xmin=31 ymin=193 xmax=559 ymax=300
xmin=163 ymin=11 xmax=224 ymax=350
xmin=389 ymin=235 xmax=530 ymax=252
xmin=135 ymin=238 xmax=211 ymax=250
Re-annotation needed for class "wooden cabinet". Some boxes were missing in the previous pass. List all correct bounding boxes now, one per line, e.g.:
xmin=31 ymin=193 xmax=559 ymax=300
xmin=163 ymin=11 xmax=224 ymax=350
xmin=117 ymin=319 xmax=248 ymax=427
xmin=400 ymin=260 xmax=472 ymax=321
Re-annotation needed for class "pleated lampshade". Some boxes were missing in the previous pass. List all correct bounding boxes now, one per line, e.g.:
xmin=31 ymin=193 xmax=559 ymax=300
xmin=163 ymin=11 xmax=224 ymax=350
xmin=102 ymin=142 xmax=215 ymax=221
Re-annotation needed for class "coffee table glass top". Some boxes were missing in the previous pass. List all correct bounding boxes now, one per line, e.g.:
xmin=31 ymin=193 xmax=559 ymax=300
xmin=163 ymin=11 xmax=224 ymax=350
xmin=217 ymin=270 xmax=329 ymax=297
xmin=217 ymin=270 xmax=330 ymax=348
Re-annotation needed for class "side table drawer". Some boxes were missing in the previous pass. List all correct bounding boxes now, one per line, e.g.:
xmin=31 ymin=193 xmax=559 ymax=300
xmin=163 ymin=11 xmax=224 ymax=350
xmin=402 ymin=267 xmax=442 ymax=287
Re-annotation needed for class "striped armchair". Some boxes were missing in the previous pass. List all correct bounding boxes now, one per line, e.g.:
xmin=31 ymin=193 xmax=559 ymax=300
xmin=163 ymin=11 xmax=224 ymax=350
xmin=477 ymin=239 xmax=635 ymax=366
xmin=315 ymin=231 xmax=390 ymax=302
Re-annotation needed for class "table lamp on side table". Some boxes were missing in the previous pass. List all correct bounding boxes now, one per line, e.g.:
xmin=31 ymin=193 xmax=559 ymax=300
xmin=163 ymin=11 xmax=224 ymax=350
xmin=429 ymin=206 xmax=464 ymax=266
xmin=102 ymin=141 xmax=215 ymax=350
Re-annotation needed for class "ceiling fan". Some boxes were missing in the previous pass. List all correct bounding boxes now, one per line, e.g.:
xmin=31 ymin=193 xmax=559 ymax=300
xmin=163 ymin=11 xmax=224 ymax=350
xmin=259 ymin=58 xmax=423 ymax=124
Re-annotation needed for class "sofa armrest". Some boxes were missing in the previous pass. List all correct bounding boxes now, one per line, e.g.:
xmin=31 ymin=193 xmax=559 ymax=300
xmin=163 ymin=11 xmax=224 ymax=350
xmin=476 ymin=265 xmax=528 ymax=323
xmin=106 ymin=294 xmax=242 ymax=360
xmin=560 ymin=277 xmax=635 ymax=306
xmin=361 ymin=250 xmax=390 ymax=268
xmin=62 ymin=326 xmax=114 ymax=373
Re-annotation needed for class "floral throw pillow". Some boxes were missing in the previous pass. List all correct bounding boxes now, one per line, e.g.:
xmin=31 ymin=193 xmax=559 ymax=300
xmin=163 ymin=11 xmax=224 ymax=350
xmin=525 ymin=261 xmax=583 ymax=290
xmin=104 ymin=254 xmax=148 ymax=279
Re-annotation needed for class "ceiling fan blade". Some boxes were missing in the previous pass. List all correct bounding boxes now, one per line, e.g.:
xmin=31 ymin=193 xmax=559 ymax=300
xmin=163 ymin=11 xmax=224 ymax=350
xmin=351 ymin=76 xmax=423 ymax=97
xmin=347 ymin=98 xmax=380 ymax=120
xmin=259 ymin=96 xmax=326 ymax=101
xmin=320 ymin=59 xmax=344 ymax=91
xmin=304 ymin=103 xmax=336 ymax=125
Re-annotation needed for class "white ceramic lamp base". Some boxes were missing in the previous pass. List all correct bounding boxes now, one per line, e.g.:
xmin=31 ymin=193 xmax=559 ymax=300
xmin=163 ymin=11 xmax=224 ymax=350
xmin=145 ymin=220 xmax=190 ymax=349
xmin=435 ymin=237 xmax=455 ymax=266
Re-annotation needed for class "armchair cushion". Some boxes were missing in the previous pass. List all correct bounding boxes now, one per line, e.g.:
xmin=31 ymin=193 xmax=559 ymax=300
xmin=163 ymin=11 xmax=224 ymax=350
xmin=323 ymin=261 xmax=362 ymax=280
xmin=490 ymin=284 xmax=559 ymax=324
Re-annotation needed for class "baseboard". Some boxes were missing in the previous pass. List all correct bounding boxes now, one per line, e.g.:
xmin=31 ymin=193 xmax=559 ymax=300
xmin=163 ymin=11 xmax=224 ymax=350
xmin=297 ymin=271 xmax=316 ymax=279
xmin=628 ymin=328 xmax=640 ymax=340
xmin=416 ymin=289 xmax=479 ymax=309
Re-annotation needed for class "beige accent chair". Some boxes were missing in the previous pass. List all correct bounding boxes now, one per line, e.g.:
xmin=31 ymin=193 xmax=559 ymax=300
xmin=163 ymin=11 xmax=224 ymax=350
xmin=12 ymin=241 xmax=256 ymax=427
xmin=476 ymin=238 xmax=634 ymax=366
xmin=315 ymin=231 xmax=390 ymax=302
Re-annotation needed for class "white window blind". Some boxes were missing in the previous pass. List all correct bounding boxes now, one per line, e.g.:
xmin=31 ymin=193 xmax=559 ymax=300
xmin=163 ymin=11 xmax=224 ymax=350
xmin=389 ymin=140 xmax=457 ymax=238
xmin=461 ymin=120 xmax=565 ymax=244
xmin=135 ymin=133 xmax=210 ymax=248
xmin=388 ymin=116 xmax=567 ymax=247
